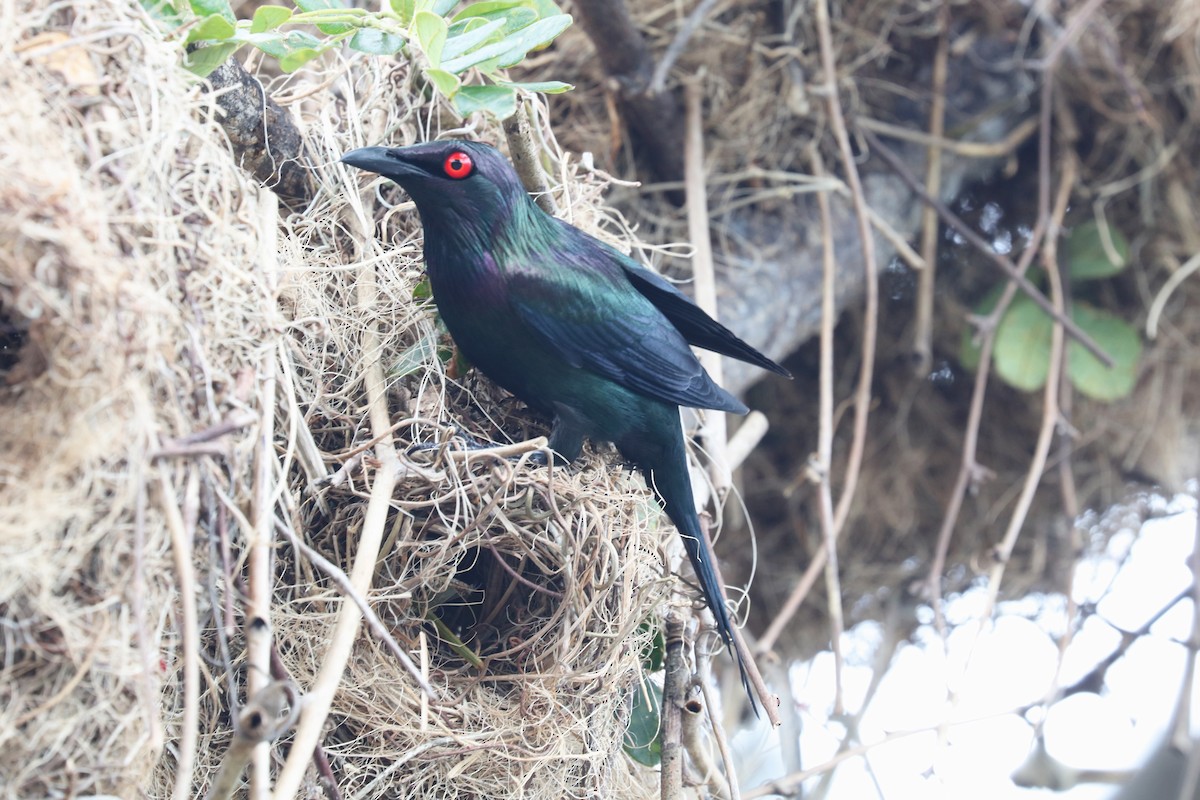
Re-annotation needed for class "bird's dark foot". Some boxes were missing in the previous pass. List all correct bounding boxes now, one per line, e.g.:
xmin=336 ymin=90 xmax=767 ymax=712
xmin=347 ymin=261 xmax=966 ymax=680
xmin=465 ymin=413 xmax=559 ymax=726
xmin=406 ymin=426 xmax=490 ymax=456
xmin=528 ymin=448 xmax=574 ymax=467
xmin=408 ymin=427 xmax=560 ymax=466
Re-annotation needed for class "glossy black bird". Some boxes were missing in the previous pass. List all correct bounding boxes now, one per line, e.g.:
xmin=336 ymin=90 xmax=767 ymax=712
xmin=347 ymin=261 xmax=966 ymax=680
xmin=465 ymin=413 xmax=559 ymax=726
xmin=342 ymin=140 xmax=790 ymax=711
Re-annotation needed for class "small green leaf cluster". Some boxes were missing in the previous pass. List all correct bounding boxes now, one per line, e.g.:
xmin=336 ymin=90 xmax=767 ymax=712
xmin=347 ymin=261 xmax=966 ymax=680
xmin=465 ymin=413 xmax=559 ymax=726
xmin=142 ymin=0 xmax=573 ymax=117
xmin=961 ymin=221 xmax=1141 ymax=401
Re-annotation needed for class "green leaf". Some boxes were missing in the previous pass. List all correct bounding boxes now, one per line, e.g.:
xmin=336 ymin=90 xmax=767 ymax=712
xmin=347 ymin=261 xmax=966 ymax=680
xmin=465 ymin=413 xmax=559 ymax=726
xmin=451 ymin=0 xmax=531 ymax=22
xmin=623 ymin=679 xmax=662 ymax=767
xmin=390 ymin=0 xmax=415 ymax=25
xmin=186 ymin=13 xmax=236 ymax=42
xmin=452 ymin=84 xmax=518 ymax=118
xmin=993 ymin=295 xmax=1053 ymax=392
xmin=500 ymin=79 xmax=573 ymax=93
xmin=414 ymin=10 xmax=448 ymax=67
xmin=350 ymin=27 xmax=406 ymax=55
xmin=246 ymin=29 xmax=323 ymax=59
xmin=412 ymin=277 xmax=433 ymax=301
xmin=250 ymin=5 xmax=292 ymax=33
xmin=448 ymin=7 xmax=539 ymax=57
xmin=447 ymin=15 xmax=487 ymax=34
xmin=441 ymin=13 xmax=570 ymax=73
xmin=529 ymin=0 xmax=562 ymax=15
xmin=184 ymin=41 xmax=240 ymax=76
xmin=189 ymin=0 xmax=235 ymax=24
xmin=140 ymin=0 xmax=187 ymax=29
xmin=430 ymin=0 xmax=458 ymax=14
xmin=1067 ymin=303 xmax=1141 ymax=401
xmin=279 ymin=46 xmax=324 ymax=72
xmin=442 ymin=17 xmax=506 ymax=61
xmin=1067 ymin=220 xmax=1130 ymax=280
xmin=424 ymin=68 xmax=461 ymax=97
xmin=488 ymin=7 xmax=537 ymax=33
xmin=427 ymin=613 xmax=484 ymax=668
xmin=390 ymin=334 xmax=438 ymax=378
xmin=294 ymin=0 xmax=351 ymax=34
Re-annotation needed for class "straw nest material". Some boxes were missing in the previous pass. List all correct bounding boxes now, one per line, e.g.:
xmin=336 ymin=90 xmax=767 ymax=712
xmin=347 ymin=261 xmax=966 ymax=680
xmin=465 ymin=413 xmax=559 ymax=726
xmin=0 ymin=1 xmax=677 ymax=796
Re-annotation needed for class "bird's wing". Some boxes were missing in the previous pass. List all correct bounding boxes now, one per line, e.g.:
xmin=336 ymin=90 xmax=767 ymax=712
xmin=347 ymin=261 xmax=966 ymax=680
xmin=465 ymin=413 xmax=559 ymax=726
xmin=618 ymin=259 xmax=792 ymax=378
xmin=505 ymin=233 xmax=748 ymax=414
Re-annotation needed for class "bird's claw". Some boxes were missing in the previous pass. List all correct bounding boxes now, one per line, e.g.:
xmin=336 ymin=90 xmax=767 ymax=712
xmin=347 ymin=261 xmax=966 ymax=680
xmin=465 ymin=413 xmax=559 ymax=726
xmin=406 ymin=426 xmax=488 ymax=456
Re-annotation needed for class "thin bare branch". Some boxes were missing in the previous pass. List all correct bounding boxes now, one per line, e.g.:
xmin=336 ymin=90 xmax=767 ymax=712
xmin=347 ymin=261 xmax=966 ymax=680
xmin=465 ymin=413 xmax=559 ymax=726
xmin=912 ymin=5 xmax=950 ymax=374
xmin=661 ymin=612 xmax=687 ymax=800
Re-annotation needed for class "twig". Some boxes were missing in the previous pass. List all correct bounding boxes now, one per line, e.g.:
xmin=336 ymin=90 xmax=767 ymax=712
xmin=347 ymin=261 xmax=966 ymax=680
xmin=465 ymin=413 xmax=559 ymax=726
xmin=1032 ymin=0 xmax=1110 ymax=71
xmin=159 ymin=469 xmax=200 ymax=800
xmin=681 ymin=690 xmax=731 ymax=800
xmin=1146 ymin=252 xmax=1200 ymax=340
xmin=696 ymin=645 xmax=739 ymax=800
xmin=212 ymin=488 xmax=239 ymax=716
xmin=860 ymin=128 xmax=1113 ymax=366
xmin=912 ymin=5 xmax=950 ymax=374
xmin=441 ymin=435 xmax=548 ymax=463
xmin=1059 ymin=586 xmax=1188 ymax=698
xmin=651 ymin=0 xmax=721 ymax=93
xmin=205 ymin=681 xmax=300 ymax=800
xmin=856 ymin=116 xmax=1039 ymax=158
xmin=661 ymin=611 xmax=687 ymax=800
xmin=272 ymin=434 xmax=398 ymax=800
xmin=156 ymin=412 xmax=258 ymax=448
xmin=812 ymin=145 xmax=845 ymax=714
xmin=924 ymin=71 xmax=1060 ymax=630
xmin=247 ymin=189 xmax=281 ymax=799
xmin=132 ymin=463 xmax=165 ymax=752
xmin=502 ymin=103 xmax=558 ymax=214
xmin=267 ymin=647 xmax=343 ymax=800
xmin=684 ymin=81 xmax=730 ymax=497
xmin=815 ymin=0 xmax=880 ymax=537
xmin=978 ymin=114 xmax=1077 ymax=621
xmin=724 ymin=411 xmax=768 ymax=473
xmin=278 ymin=344 xmax=332 ymax=513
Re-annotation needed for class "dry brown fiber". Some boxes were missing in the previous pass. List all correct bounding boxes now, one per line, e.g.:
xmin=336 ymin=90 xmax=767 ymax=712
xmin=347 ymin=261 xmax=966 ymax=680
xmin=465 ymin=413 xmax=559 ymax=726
xmin=0 ymin=0 xmax=677 ymax=796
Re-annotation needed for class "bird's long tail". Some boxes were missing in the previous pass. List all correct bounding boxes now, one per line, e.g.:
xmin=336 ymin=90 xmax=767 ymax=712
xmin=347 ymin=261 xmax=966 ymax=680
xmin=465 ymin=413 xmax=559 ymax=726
xmin=640 ymin=421 xmax=759 ymax=716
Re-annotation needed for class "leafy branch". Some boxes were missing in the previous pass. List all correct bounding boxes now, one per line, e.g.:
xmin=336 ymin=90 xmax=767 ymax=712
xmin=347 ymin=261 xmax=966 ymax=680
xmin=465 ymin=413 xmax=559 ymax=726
xmin=962 ymin=221 xmax=1142 ymax=401
xmin=141 ymin=0 xmax=574 ymax=118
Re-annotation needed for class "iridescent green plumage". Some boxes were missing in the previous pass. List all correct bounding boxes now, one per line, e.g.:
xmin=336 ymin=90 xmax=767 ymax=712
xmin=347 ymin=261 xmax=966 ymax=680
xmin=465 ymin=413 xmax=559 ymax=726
xmin=343 ymin=140 xmax=790 ymax=714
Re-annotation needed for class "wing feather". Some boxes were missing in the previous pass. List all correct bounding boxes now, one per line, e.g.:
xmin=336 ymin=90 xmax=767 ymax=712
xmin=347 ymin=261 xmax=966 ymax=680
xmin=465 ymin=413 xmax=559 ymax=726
xmin=504 ymin=227 xmax=747 ymax=413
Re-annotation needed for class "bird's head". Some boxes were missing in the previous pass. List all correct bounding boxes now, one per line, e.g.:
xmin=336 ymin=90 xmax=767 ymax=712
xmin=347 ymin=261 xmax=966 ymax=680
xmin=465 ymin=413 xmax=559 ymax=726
xmin=341 ymin=140 xmax=529 ymax=241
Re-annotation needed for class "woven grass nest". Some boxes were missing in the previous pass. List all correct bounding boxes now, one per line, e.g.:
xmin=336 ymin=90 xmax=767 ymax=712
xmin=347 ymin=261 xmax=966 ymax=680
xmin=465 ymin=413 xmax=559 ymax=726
xmin=0 ymin=2 xmax=709 ymax=796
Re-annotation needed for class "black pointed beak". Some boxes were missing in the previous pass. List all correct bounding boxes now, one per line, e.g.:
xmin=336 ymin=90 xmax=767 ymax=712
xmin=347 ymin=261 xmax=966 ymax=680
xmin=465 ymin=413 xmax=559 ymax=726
xmin=341 ymin=146 xmax=413 ymax=179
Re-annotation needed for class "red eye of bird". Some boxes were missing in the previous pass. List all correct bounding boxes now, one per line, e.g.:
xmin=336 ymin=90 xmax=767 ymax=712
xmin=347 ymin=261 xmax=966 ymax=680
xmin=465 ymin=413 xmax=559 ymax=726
xmin=443 ymin=151 xmax=473 ymax=179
